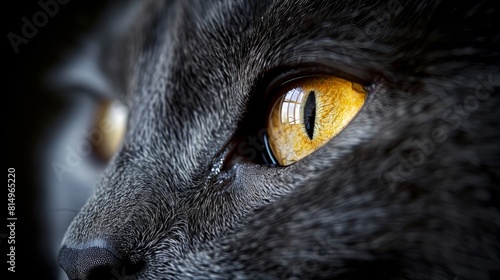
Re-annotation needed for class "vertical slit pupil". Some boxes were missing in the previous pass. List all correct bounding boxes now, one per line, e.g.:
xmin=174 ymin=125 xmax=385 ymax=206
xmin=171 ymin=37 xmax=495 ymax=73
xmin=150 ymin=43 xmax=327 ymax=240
xmin=304 ymin=91 xmax=316 ymax=139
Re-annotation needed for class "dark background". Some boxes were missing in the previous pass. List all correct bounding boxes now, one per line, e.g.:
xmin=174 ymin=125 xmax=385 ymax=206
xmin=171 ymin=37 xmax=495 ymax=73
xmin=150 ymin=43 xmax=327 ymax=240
xmin=5 ymin=1 xmax=112 ymax=278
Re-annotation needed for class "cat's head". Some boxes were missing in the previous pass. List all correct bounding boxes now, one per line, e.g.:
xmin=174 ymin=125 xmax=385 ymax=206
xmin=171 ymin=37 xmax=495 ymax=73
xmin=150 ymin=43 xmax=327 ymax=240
xmin=57 ymin=0 xmax=499 ymax=279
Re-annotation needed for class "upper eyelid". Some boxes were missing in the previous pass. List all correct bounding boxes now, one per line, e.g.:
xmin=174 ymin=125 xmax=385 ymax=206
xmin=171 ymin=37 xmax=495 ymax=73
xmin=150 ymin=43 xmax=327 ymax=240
xmin=259 ymin=63 xmax=370 ymax=91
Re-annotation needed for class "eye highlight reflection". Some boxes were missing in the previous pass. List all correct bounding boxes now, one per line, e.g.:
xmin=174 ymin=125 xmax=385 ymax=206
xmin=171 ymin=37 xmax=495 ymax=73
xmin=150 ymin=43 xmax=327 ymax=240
xmin=280 ymin=88 xmax=304 ymax=125
xmin=267 ymin=76 xmax=366 ymax=166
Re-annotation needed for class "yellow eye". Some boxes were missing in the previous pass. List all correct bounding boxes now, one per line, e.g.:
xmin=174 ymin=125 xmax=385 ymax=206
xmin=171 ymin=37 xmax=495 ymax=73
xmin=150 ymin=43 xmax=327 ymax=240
xmin=93 ymin=101 xmax=128 ymax=161
xmin=267 ymin=76 xmax=366 ymax=166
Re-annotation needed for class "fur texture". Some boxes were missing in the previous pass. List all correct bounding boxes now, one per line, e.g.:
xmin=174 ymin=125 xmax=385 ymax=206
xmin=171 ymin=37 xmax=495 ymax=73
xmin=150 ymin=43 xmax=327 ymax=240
xmin=58 ymin=0 xmax=499 ymax=279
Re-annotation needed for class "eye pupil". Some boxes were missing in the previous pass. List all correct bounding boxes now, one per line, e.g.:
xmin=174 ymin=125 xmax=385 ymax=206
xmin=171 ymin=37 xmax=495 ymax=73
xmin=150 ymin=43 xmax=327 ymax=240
xmin=304 ymin=91 xmax=316 ymax=140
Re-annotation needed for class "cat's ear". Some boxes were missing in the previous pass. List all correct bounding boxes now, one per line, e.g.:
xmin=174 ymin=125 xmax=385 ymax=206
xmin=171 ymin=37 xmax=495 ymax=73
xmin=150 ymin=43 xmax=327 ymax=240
xmin=45 ymin=0 xmax=166 ymax=102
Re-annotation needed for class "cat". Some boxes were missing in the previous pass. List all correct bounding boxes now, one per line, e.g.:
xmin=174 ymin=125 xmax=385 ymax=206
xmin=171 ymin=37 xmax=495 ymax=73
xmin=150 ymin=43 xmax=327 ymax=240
xmin=56 ymin=0 xmax=499 ymax=279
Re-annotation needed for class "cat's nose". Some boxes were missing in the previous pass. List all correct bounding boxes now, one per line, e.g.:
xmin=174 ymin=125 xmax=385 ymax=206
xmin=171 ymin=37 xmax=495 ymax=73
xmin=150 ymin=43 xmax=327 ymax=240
xmin=58 ymin=243 xmax=144 ymax=280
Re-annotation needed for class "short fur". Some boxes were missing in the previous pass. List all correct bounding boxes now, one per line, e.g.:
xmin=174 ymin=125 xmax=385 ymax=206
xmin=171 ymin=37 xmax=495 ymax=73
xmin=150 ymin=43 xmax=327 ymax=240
xmin=58 ymin=0 xmax=500 ymax=279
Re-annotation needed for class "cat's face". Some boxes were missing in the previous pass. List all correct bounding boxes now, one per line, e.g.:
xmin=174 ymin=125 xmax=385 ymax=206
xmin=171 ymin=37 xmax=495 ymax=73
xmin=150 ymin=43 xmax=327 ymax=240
xmin=58 ymin=0 xmax=499 ymax=279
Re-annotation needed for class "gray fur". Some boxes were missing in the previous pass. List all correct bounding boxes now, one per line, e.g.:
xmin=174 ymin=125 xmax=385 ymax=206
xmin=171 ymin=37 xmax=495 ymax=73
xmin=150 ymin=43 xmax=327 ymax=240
xmin=58 ymin=0 xmax=500 ymax=279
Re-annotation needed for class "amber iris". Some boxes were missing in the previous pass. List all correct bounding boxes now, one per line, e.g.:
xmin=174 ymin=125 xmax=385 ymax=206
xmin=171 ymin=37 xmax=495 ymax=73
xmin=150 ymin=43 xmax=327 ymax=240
xmin=267 ymin=76 xmax=366 ymax=166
